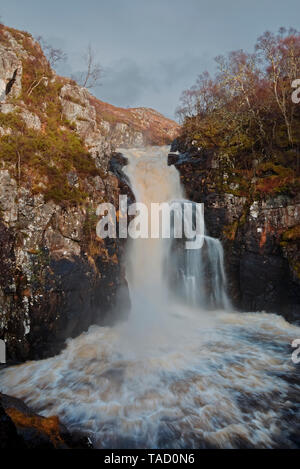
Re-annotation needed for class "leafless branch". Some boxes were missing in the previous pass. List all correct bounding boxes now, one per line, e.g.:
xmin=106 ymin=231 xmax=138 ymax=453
xmin=73 ymin=44 xmax=102 ymax=89
xmin=27 ymin=76 xmax=47 ymax=96
xmin=36 ymin=35 xmax=67 ymax=67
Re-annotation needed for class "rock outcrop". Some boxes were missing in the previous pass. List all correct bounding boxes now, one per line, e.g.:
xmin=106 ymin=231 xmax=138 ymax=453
xmin=0 ymin=392 xmax=92 ymax=448
xmin=61 ymin=86 xmax=180 ymax=170
xmin=169 ymin=141 xmax=300 ymax=322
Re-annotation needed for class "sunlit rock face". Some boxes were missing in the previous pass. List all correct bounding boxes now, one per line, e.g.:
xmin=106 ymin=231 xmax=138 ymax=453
xmin=59 ymin=83 xmax=180 ymax=170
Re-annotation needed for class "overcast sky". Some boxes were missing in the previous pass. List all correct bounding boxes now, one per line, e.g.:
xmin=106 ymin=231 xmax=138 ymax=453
xmin=2 ymin=0 xmax=300 ymax=119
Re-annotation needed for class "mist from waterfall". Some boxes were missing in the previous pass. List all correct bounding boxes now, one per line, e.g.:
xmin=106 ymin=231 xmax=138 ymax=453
xmin=0 ymin=146 xmax=299 ymax=449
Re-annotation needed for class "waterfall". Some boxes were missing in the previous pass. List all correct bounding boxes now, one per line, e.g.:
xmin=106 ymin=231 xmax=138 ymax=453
xmin=169 ymin=235 xmax=231 ymax=310
xmin=0 ymin=146 xmax=299 ymax=449
xmin=122 ymin=146 xmax=230 ymax=316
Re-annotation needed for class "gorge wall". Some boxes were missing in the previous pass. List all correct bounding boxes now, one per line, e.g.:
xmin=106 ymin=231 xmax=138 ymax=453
xmin=169 ymin=141 xmax=300 ymax=323
xmin=0 ymin=24 xmax=179 ymax=362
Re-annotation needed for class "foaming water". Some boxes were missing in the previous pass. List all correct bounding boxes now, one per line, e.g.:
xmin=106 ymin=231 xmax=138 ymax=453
xmin=0 ymin=146 xmax=299 ymax=449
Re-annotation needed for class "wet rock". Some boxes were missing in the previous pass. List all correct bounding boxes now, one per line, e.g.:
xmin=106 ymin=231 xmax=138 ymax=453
xmin=109 ymin=153 xmax=136 ymax=216
xmin=0 ymin=393 xmax=92 ymax=449
xmin=0 ymin=400 xmax=25 ymax=448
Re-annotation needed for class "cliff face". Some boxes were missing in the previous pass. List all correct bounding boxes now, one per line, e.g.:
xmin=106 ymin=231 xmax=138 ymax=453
xmin=169 ymin=142 xmax=300 ymax=322
xmin=0 ymin=168 xmax=130 ymax=361
xmin=0 ymin=24 xmax=178 ymax=362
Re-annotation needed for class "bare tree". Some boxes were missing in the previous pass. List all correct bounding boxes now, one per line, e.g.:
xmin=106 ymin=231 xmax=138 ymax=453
xmin=215 ymin=50 xmax=268 ymax=147
xmin=36 ymin=35 xmax=67 ymax=68
xmin=255 ymin=28 xmax=300 ymax=146
xmin=74 ymin=44 xmax=102 ymax=89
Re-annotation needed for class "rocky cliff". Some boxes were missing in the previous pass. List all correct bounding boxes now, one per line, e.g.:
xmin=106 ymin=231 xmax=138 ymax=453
xmin=0 ymin=23 xmax=178 ymax=362
xmin=169 ymin=141 xmax=300 ymax=322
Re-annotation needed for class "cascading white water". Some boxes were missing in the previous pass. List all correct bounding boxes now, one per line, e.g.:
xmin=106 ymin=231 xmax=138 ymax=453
xmin=0 ymin=146 xmax=299 ymax=449
xmin=123 ymin=146 xmax=230 ymax=318
xmin=168 ymin=232 xmax=231 ymax=310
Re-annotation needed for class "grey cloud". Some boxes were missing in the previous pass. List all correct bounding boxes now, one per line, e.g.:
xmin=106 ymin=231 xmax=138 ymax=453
xmin=2 ymin=0 xmax=300 ymax=118
xmin=99 ymin=58 xmax=157 ymax=107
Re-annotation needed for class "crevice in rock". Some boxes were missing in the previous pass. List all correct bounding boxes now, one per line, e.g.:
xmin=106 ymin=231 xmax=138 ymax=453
xmin=5 ymin=69 xmax=18 ymax=96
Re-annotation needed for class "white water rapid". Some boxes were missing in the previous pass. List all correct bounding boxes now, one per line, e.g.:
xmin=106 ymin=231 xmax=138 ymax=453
xmin=0 ymin=146 xmax=299 ymax=448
